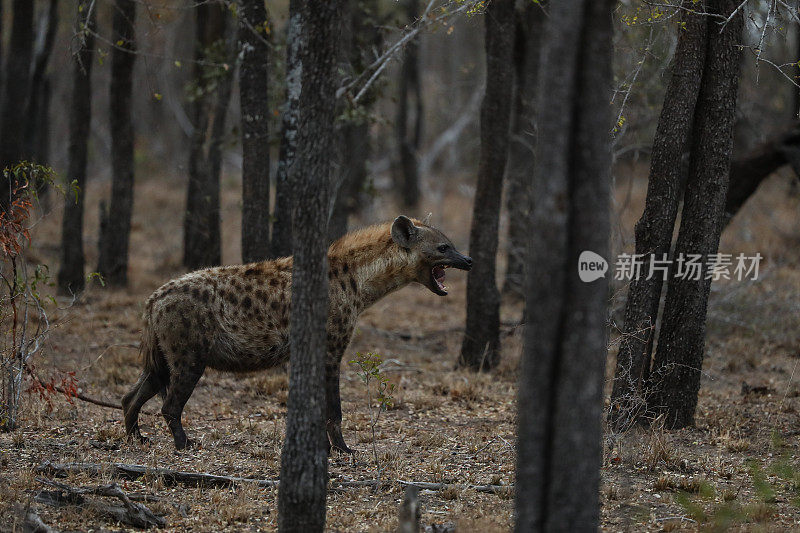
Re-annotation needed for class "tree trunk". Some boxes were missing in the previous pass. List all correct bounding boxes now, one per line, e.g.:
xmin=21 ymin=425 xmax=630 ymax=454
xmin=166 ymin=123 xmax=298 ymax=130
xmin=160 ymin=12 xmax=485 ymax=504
xmin=723 ymin=124 xmax=800 ymax=225
xmin=58 ymin=2 xmax=96 ymax=295
xmin=97 ymin=0 xmax=137 ymax=286
xmin=608 ymin=3 xmax=709 ymax=430
xmin=0 ymin=0 xmax=34 ymax=204
xmin=456 ymin=0 xmax=515 ymax=372
xmin=277 ymin=1 xmax=341 ymax=531
xmin=183 ymin=4 xmax=234 ymax=269
xmin=515 ymin=0 xmax=613 ymax=530
xmin=649 ymin=0 xmax=744 ymax=429
xmin=396 ymin=0 xmax=422 ymax=210
xmin=271 ymin=0 xmax=302 ymax=260
xmin=24 ymin=0 xmax=58 ymax=165
xmin=502 ymin=3 xmax=543 ymax=301
xmin=239 ymin=0 xmax=271 ymax=263
xmin=328 ymin=0 xmax=381 ymax=243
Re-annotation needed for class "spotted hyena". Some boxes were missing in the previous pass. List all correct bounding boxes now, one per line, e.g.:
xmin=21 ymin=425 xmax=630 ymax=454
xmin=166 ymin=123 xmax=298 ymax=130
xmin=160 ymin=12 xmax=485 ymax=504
xmin=121 ymin=215 xmax=472 ymax=451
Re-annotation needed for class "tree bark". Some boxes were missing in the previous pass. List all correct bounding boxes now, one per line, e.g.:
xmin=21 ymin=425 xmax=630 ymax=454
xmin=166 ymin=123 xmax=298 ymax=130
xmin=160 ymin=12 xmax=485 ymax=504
xmin=24 ymin=0 xmax=58 ymax=165
xmin=97 ymin=0 xmax=137 ymax=286
xmin=396 ymin=0 xmax=423 ymax=209
xmin=516 ymin=0 xmax=613 ymax=530
xmin=457 ymin=0 xmax=515 ymax=372
xmin=239 ymin=0 xmax=271 ymax=263
xmin=0 ymin=0 xmax=34 ymax=205
xmin=502 ymin=3 xmax=544 ymax=301
xmin=57 ymin=2 xmax=96 ymax=295
xmin=723 ymin=124 xmax=800 ymax=224
xmin=328 ymin=0 xmax=381 ymax=242
xmin=608 ymin=3 xmax=709 ymax=429
xmin=271 ymin=0 xmax=302 ymax=259
xmin=183 ymin=4 xmax=234 ymax=269
xmin=277 ymin=1 xmax=342 ymax=531
xmin=649 ymin=0 xmax=744 ymax=429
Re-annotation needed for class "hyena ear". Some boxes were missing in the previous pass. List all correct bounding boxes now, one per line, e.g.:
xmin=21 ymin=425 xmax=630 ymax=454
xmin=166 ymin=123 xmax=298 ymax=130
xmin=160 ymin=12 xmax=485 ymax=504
xmin=391 ymin=215 xmax=418 ymax=248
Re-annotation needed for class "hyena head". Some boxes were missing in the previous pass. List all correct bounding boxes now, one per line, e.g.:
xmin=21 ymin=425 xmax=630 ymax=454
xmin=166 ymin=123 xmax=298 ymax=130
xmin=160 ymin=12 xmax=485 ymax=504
xmin=390 ymin=215 xmax=472 ymax=296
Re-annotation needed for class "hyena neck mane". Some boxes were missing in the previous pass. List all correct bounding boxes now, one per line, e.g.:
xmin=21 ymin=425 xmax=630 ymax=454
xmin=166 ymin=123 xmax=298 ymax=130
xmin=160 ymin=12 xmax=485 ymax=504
xmin=328 ymin=221 xmax=420 ymax=312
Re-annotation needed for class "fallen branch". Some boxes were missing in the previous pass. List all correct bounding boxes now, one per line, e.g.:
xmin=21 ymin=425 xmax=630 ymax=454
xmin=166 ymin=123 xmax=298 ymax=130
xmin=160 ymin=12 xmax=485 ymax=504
xmin=10 ymin=503 xmax=59 ymax=533
xmin=35 ymin=477 xmax=166 ymax=529
xmin=36 ymin=462 xmax=513 ymax=496
xmin=398 ymin=480 xmax=512 ymax=495
xmin=29 ymin=370 xmax=157 ymax=415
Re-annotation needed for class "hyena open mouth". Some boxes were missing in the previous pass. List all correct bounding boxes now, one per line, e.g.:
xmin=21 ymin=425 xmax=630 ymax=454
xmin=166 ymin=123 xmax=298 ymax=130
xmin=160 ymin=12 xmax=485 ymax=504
xmin=432 ymin=265 xmax=449 ymax=294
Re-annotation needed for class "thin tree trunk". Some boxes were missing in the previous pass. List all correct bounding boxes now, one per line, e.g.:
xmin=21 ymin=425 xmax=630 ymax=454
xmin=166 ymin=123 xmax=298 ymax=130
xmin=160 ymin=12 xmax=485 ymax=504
xmin=239 ymin=0 xmax=271 ymax=263
xmin=184 ymin=4 xmax=233 ymax=269
xmin=457 ymin=0 xmax=515 ymax=372
xmin=608 ymin=3 xmax=709 ymax=429
xmin=97 ymin=0 xmax=137 ymax=286
xmin=271 ymin=0 xmax=302 ymax=259
xmin=0 ymin=0 xmax=34 ymax=205
xmin=502 ymin=3 xmax=543 ymax=301
xmin=58 ymin=2 xmax=96 ymax=295
xmin=24 ymin=0 xmax=58 ymax=165
xmin=649 ymin=0 xmax=744 ymax=429
xmin=516 ymin=0 xmax=613 ymax=529
xmin=328 ymin=0 xmax=381 ymax=242
xmin=396 ymin=0 xmax=422 ymax=209
xmin=277 ymin=1 xmax=342 ymax=531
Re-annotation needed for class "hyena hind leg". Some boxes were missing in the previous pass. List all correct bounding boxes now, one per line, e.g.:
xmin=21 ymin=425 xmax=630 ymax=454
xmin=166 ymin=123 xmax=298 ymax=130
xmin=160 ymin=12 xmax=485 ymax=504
xmin=122 ymin=371 xmax=163 ymax=443
xmin=161 ymin=364 xmax=206 ymax=451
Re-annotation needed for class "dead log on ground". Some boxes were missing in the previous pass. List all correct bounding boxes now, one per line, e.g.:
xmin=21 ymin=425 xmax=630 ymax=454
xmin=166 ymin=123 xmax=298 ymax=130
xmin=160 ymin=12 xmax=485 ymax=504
xmin=398 ymin=480 xmax=511 ymax=495
xmin=35 ymin=477 xmax=165 ymax=529
xmin=36 ymin=461 xmax=513 ymax=496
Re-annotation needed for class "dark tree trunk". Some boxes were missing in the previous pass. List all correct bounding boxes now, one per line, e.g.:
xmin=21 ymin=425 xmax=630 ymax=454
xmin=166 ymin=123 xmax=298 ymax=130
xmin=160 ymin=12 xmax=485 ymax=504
xmin=97 ymin=0 xmax=137 ymax=286
xmin=271 ymin=0 xmax=302 ymax=259
xmin=277 ymin=1 xmax=341 ymax=531
xmin=515 ymin=0 xmax=613 ymax=530
xmin=723 ymin=124 xmax=800 ymax=224
xmin=57 ymin=2 xmax=96 ymax=295
xmin=0 ymin=0 xmax=34 ymax=204
xmin=24 ymin=0 xmax=58 ymax=165
xmin=456 ymin=0 xmax=515 ymax=372
xmin=184 ymin=4 xmax=234 ymax=269
xmin=328 ymin=0 xmax=381 ymax=243
xmin=649 ymin=0 xmax=744 ymax=429
xmin=502 ymin=3 xmax=543 ymax=301
xmin=608 ymin=4 xmax=709 ymax=429
xmin=396 ymin=0 xmax=422 ymax=209
xmin=239 ymin=0 xmax=271 ymax=263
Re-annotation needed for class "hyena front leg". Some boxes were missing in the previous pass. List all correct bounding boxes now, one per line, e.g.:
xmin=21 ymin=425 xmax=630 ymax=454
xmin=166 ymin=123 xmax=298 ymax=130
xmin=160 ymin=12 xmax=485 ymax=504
xmin=325 ymin=347 xmax=352 ymax=454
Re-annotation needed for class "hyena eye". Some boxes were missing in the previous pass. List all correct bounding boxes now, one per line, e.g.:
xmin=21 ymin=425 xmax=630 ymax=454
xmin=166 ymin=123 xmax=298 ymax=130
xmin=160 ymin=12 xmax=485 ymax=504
xmin=437 ymin=244 xmax=448 ymax=253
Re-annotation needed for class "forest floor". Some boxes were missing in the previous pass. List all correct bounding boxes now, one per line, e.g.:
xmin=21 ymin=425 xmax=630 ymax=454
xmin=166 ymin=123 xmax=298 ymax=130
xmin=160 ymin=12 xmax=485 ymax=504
xmin=1 ymin=163 xmax=799 ymax=532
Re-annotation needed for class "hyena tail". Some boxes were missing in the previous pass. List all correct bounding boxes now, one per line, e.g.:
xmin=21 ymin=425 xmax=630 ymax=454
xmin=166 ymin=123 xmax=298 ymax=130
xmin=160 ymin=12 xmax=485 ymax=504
xmin=140 ymin=319 xmax=170 ymax=396
xmin=121 ymin=318 xmax=170 ymax=440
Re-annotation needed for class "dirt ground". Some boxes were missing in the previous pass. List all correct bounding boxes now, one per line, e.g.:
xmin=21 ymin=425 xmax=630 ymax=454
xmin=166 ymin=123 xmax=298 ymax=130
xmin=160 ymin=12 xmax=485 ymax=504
xmin=1 ymin=163 xmax=799 ymax=532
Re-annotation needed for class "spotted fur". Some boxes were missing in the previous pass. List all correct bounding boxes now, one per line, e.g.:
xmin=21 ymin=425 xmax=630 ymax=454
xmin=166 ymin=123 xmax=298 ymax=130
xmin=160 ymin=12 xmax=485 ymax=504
xmin=121 ymin=216 xmax=472 ymax=451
